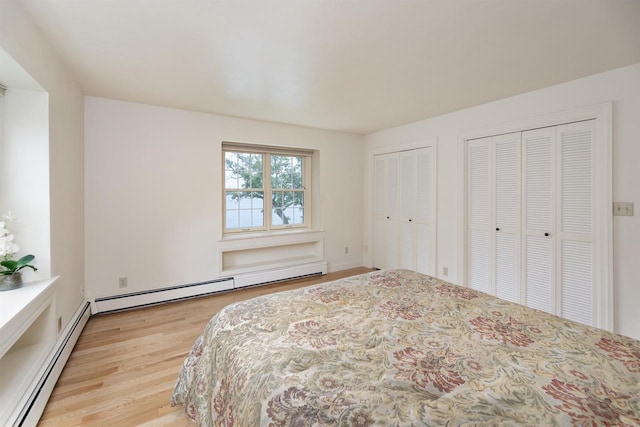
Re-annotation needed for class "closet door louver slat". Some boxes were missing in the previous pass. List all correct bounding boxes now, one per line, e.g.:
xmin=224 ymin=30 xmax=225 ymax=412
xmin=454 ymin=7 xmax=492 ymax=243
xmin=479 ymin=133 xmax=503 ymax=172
xmin=524 ymin=236 xmax=554 ymax=313
xmin=561 ymin=240 xmax=593 ymax=325
xmin=470 ymin=229 xmax=491 ymax=294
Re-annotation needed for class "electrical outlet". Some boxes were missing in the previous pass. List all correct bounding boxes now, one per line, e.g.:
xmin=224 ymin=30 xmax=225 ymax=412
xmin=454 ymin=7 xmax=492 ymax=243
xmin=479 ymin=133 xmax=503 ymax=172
xmin=344 ymin=246 xmax=349 ymax=254
xmin=57 ymin=316 xmax=62 ymax=333
xmin=118 ymin=277 xmax=128 ymax=288
xmin=363 ymin=244 xmax=368 ymax=252
xmin=613 ymin=202 xmax=634 ymax=216
xmin=443 ymin=267 xmax=449 ymax=276
xmin=80 ymin=286 xmax=85 ymax=299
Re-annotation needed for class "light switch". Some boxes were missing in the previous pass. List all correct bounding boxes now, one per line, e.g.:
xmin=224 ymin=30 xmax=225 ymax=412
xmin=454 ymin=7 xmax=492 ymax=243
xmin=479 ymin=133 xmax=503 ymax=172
xmin=613 ymin=202 xmax=634 ymax=216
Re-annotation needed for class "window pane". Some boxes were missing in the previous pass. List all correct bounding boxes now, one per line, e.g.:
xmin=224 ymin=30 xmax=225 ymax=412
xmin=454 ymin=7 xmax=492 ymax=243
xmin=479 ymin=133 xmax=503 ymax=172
xmin=226 ymin=191 xmax=239 ymax=209
xmin=291 ymin=192 xmax=304 ymax=225
xmin=252 ymin=209 xmax=264 ymax=227
xmin=226 ymin=190 xmax=264 ymax=229
xmin=271 ymin=155 xmax=303 ymax=189
xmin=271 ymin=191 xmax=304 ymax=226
xmin=226 ymin=151 xmax=264 ymax=191
xmin=252 ymin=195 xmax=264 ymax=209
xmin=251 ymin=154 xmax=263 ymax=188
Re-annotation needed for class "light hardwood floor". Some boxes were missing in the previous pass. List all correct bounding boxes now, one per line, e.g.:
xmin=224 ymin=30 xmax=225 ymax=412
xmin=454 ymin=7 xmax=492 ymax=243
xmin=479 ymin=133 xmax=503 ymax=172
xmin=38 ymin=267 xmax=374 ymax=426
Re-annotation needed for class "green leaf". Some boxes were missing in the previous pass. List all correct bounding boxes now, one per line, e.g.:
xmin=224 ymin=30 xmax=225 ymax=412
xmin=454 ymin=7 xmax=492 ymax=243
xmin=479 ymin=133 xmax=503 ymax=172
xmin=1 ymin=260 xmax=18 ymax=270
xmin=16 ymin=254 xmax=35 ymax=267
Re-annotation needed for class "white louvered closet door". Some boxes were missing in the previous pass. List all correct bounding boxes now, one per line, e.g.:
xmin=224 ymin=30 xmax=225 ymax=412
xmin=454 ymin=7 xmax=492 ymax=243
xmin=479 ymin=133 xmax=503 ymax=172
xmin=373 ymin=147 xmax=436 ymax=274
xmin=373 ymin=155 xmax=388 ymax=270
xmin=557 ymin=121 xmax=595 ymax=325
xmin=467 ymin=120 xmax=599 ymax=327
xmin=467 ymin=138 xmax=492 ymax=294
xmin=415 ymin=148 xmax=435 ymax=276
xmin=522 ymin=127 xmax=556 ymax=314
xmin=373 ymin=153 xmax=401 ymax=270
xmin=399 ymin=151 xmax=417 ymax=270
xmin=494 ymin=133 xmax=521 ymax=303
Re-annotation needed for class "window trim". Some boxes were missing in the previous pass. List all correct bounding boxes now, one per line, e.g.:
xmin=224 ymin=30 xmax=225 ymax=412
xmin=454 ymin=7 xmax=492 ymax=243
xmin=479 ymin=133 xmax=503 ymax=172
xmin=223 ymin=143 xmax=311 ymax=234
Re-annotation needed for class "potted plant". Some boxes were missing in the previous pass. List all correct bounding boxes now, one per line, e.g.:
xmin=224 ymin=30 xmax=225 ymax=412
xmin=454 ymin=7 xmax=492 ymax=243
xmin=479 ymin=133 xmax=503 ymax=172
xmin=0 ymin=212 xmax=37 ymax=291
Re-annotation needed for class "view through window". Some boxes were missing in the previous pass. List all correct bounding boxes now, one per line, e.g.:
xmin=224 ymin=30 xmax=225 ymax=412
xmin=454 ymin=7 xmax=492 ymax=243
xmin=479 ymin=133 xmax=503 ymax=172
xmin=223 ymin=145 xmax=310 ymax=232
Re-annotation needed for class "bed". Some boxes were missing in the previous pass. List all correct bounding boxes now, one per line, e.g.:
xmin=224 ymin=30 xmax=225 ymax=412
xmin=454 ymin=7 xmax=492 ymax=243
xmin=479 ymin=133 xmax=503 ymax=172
xmin=171 ymin=269 xmax=640 ymax=426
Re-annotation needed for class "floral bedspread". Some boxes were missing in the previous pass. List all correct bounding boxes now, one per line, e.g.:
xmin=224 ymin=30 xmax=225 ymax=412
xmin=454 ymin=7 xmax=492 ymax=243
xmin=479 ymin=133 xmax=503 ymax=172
xmin=171 ymin=269 xmax=640 ymax=426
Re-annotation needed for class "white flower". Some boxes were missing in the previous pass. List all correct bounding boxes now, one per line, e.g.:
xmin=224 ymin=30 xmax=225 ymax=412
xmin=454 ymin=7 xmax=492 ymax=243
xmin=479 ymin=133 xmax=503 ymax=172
xmin=0 ymin=212 xmax=20 ymax=259
xmin=1 ymin=211 xmax=16 ymax=222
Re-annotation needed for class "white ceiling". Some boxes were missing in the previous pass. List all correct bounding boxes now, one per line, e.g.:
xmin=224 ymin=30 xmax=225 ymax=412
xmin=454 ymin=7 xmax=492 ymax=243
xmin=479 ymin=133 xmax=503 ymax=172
xmin=21 ymin=0 xmax=640 ymax=135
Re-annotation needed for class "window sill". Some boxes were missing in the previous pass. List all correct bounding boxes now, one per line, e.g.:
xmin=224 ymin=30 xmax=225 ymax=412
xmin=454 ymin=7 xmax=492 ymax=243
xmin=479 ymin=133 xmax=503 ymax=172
xmin=219 ymin=228 xmax=324 ymax=242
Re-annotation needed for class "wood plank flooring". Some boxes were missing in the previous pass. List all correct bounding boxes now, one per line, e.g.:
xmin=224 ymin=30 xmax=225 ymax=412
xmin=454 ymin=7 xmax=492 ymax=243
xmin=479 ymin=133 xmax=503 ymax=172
xmin=38 ymin=267 xmax=374 ymax=426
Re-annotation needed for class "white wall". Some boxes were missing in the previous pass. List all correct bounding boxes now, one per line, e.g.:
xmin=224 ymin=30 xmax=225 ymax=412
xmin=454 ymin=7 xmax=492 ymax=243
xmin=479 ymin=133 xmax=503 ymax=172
xmin=0 ymin=0 xmax=85 ymax=330
xmin=0 ymin=89 xmax=51 ymax=279
xmin=84 ymin=97 xmax=363 ymax=299
xmin=363 ymin=63 xmax=640 ymax=340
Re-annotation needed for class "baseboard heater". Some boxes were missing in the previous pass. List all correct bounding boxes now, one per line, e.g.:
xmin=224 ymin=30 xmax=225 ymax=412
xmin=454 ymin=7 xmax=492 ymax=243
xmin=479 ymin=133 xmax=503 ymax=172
xmin=93 ymin=277 xmax=235 ymax=314
xmin=14 ymin=301 xmax=91 ymax=427
xmin=93 ymin=261 xmax=328 ymax=314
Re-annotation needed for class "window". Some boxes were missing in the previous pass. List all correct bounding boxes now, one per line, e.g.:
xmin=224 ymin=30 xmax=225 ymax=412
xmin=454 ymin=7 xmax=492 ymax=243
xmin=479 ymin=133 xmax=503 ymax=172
xmin=223 ymin=143 xmax=311 ymax=233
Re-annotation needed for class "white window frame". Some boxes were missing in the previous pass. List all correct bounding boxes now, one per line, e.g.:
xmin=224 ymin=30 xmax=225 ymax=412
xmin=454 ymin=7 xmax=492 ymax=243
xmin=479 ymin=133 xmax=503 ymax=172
xmin=222 ymin=142 xmax=312 ymax=234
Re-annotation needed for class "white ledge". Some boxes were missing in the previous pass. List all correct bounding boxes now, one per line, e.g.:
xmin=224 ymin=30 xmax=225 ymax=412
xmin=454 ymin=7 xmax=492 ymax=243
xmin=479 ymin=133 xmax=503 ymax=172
xmin=219 ymin=228 xmax=324 ymax=242
xmin=0 ymin=277 xmax=58 ymax=358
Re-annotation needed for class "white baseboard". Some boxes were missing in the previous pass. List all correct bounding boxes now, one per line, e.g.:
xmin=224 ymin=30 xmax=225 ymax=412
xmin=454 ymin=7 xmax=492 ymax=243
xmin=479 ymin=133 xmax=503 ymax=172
xmin=13 ymin=300 xmax=91 ymax=427
xmin=92 ymin=278 xmax=235 ymax=314
xmin=93 ymin=262 xmax=329 ymax=314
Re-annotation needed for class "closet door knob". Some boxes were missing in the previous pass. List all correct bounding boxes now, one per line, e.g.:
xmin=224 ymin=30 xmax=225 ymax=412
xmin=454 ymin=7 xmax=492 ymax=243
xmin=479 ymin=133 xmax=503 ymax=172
xmin=544 ymin=232 xmax=550 ymax=237
xmin=386 ymin=216 xmax=390 ymax=219
xmin=496 ymin=228 xmax=500 ymax=231
xmin=409 ymin=219 xmax=412 ymax=222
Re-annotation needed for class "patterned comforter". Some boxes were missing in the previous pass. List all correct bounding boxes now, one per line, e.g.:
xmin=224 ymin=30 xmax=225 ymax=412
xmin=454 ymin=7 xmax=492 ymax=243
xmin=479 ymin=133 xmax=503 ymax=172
xmin=171 ymin=269 xmax=640 ymax=426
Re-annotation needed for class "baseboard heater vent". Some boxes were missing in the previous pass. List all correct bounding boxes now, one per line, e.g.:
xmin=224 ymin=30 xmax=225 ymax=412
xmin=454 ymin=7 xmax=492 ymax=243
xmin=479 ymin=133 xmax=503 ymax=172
xmin=93 ymin=278 xmax=234 ymax=314
xmin=15 ymin=301 xmax=91 ymax=427
xmin=233 ymin=261 xmax=328 ymax=288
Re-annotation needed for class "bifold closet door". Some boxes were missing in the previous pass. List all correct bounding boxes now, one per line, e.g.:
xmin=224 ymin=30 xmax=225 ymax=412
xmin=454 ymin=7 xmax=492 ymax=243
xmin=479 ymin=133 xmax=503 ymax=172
xmin=494 ymin=133 xmax=521 ymax=303
xmin=522 ymin=127 xmax=556 ymax=314
xmin=467 ymin=138 xmax=492 ymax=294
xmin=414 ymin=148 xmax=435 ymax=275
xmin=467 ymin=133 xmax=520 ymax=299
xmin=468 ymin=120 xmax=597 ymax=326
xmin=373 ymin=147 xmax=435 ymax=274
xmin=398 ymin=148 xmax=435 ymax=275
xmin=373 ymin=153 xmax=399 ymax=270
xmin=399 ymin=152 xmax=417 ymax=270
xmin=555 ymin=120 xmax=595 ymax=326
